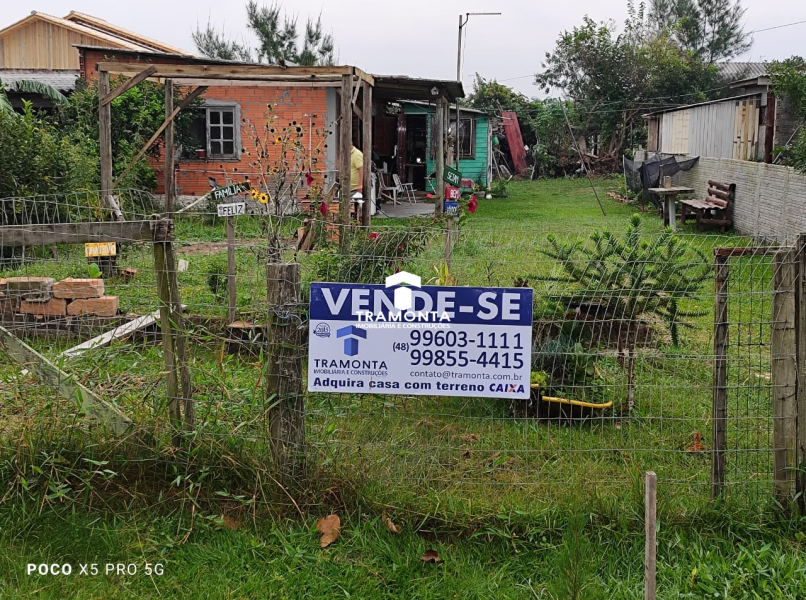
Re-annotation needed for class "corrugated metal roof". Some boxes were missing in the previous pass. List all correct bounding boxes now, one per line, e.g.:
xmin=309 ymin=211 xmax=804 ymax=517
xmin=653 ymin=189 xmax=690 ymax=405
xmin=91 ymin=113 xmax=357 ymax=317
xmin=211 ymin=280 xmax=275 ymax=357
xmin=0 ymin=69 xmax=79 ymax=91
xmin=716 ymin=62 xmax=767 ymax=81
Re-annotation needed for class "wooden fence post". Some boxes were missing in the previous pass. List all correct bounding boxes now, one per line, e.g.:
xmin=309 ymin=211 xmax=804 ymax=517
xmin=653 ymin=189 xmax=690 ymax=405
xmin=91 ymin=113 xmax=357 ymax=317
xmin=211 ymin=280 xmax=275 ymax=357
xmin=772 ymin=248 xmax=798 ymax=506
xmin=152 ymin=218 xmax=193 ymax=435
xmin=361 ymin=81 xmax=373 ymax=228
xmin=645 ymin=471 xmax=657 ymax=600
xmin=98 ymin=71 xmax=113 ymax=209
xmin=435 ymin=94 xmax=446 ymax=217
xmin=796 ymin=234 xmax=806 ymax=507
xmin=712 ymin=252 xmax=729 ymax=498
xmin=153 ymin=220 xmax=179 ymax=429
xmin=227 ymin=216 xmax=237 ymax=324
xmin=266 ymin=262 xmax=305 ymax=479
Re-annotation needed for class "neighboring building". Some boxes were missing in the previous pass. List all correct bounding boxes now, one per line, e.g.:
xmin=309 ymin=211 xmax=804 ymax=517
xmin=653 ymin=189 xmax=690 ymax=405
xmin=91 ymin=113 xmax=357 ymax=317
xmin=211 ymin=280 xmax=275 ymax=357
xmin=0 ymin=11 xmax=185 ymax=109
xmin=643 ymin=66 xmax=800 ymax=163
xmin=0 ymin=11 xmax=184 ymax=70
xmin=78 ymin=46 xmax=464 ymax=200
xmin=399 ymin=101 xmax=492 ymax=190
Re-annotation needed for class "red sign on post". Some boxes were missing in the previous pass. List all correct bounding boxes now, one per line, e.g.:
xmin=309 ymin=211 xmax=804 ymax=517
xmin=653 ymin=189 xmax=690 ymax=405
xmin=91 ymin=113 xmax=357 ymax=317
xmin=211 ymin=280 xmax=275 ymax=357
xmin=445 ymin=185 xmax=460 ymax=200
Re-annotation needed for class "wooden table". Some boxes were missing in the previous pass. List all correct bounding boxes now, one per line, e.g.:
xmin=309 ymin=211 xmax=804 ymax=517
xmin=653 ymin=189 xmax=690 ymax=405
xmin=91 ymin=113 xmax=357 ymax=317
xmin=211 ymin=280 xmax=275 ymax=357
xmin=648 ymin=186 xmax=695 ymax=231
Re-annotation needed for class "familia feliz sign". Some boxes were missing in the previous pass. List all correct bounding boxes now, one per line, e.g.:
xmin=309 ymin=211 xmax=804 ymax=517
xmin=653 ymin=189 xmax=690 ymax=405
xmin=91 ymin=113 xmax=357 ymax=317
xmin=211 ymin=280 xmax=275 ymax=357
xmin=308 ymin=272 xmax=533 ymax=399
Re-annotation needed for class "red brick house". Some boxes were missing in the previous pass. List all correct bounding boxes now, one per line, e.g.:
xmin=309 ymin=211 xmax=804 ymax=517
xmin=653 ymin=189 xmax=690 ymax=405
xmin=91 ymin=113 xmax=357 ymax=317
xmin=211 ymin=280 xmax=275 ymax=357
xmin=78 ymin=46 xmax=463 ymax=212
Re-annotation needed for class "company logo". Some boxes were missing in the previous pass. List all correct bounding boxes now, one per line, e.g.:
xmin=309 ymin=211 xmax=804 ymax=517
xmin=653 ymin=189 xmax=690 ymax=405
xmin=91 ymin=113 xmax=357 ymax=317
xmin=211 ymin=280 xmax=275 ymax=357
xmin=337 ymin=325 xmax=367 ymax=356
xmin=385 ymin=271 xmax=422 ymax=311
xmin=313 ymin=323 xmax=331 ymax=338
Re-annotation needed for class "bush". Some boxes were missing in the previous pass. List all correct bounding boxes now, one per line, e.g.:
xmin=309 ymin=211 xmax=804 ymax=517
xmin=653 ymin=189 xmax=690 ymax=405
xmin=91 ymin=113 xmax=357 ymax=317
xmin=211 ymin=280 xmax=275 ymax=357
xmin=0 ymin=103 xmax=96 ymax=206
xmin=307 ymin=227 xmax=435 ymax=284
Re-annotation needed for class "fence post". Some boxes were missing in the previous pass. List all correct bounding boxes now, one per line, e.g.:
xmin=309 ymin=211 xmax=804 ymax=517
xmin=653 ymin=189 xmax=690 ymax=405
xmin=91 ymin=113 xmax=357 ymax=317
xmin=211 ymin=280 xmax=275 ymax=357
xmin=153 ymin=219 xmax=180 ymax=430
xmin=796 ymin=234 xmax=806 ymax=506
xmin=645 ymin=471 xmax=657 ymax=600
xmin=772 ymin=248 xmax=797 ymax=506
xmin=712 ymin=252 xmax=729 ymax=498
xmin=266 ymin=262 xmax=305 ymax=479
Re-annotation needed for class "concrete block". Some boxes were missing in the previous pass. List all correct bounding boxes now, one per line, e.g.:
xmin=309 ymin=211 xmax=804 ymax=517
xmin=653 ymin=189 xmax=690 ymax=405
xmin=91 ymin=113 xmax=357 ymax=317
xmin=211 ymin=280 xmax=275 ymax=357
xmin=67 ymin=296 xmax=119 ymax=317
xmin=53 ymin=278 xmax=105 ymax=299
xmin=3 ymin=277 xmax=55 ymax=301
xmin=20 ymin=298 xmax=67 ymax=316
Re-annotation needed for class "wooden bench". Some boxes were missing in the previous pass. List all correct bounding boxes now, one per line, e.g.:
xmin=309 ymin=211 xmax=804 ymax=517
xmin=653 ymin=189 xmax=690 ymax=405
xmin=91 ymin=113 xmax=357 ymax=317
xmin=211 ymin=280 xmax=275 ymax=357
xmin=680 ymin=180 xmax=736 ymax=232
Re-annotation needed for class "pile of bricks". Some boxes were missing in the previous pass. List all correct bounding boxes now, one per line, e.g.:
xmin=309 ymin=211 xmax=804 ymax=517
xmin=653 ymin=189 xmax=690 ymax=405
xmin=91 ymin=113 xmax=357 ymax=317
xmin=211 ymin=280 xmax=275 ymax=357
xmin=0 ymin=277 xmax=119 ymax=318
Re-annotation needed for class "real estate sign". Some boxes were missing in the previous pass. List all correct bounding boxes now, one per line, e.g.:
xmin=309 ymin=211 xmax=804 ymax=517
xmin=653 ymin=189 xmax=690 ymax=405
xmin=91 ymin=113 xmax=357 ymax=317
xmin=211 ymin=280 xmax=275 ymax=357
xmin=308 ymin=272 xmax=533 ymax=399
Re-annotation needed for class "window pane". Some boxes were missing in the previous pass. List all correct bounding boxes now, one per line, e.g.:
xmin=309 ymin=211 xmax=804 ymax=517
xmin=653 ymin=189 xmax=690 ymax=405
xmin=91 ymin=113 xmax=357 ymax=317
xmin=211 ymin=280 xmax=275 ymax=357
xmin=211 ymin=141 xmax=222 ymax=155
xmin=223 ymin=126 xmax=234 ymax=140
xmin=210 ymin=126 xmax=221 ymax=140
xmin=209 ymin=111 xmax=220 ymax=125
xmin=223 ymin=111 xmax=234 ymax=125
xmin=223 ymin=141 xmax=234 ymax=155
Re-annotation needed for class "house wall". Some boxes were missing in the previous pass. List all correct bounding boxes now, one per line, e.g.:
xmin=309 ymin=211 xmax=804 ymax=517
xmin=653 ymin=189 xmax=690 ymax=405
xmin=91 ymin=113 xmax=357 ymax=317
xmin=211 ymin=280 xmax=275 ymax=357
xmin=658 ymin=96 xmax=762 ymax=160
xmin=81 ymin=49 xmax=335 ymax=198
xmin=0 ymin=21 xmax=125 ymax=69
xmin=677 ymin=156 xmax=806 ymax=242
xmin=774 ymin=94 xmax=802 ymax=151
xmin=403 ymin=104 xmax=490 ymax=186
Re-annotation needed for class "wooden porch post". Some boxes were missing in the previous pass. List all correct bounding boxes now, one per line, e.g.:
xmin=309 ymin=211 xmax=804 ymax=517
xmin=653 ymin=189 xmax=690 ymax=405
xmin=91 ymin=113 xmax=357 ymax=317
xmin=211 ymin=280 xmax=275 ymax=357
xmin=435 ymin=94 xmax=446 ymax=216
xmin=339 ymin=73 xmax=353 ymax=253
xmin=164 ymin=79 xmax=175 ymax=216
xmin=99 ymin=71 xmax=113 ymax=207
xmin=361 ymin=81 xmax=373 ymax=227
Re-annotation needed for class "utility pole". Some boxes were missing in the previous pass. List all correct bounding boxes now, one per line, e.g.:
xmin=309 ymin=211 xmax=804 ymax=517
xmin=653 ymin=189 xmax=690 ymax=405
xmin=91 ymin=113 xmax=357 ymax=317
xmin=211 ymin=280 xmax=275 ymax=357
xmin=456 ymin=12 xmax=501 ymax=173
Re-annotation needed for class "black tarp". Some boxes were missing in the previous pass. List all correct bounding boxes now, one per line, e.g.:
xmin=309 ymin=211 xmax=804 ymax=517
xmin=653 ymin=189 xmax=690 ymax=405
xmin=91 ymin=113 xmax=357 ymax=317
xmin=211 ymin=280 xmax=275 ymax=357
xmin=623 ymin=153 xmax=699 ymax=207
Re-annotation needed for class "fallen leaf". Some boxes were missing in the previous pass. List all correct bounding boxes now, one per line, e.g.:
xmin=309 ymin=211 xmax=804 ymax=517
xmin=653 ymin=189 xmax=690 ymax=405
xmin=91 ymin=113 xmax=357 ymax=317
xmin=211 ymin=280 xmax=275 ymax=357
xmin=221 ymin=515 xmax=240 ymax=530
xmin=316 ymin=514 xmax=341 ymax=548
xmin=461 ymin=447 xmax=472 ymax=459
xmin=420 ymin=549 xmax=443 ymax=563
xmin=382 ymin=512 xmax=400 ymax=534
xmin=460 ymin=433 xmax=480 ymax=443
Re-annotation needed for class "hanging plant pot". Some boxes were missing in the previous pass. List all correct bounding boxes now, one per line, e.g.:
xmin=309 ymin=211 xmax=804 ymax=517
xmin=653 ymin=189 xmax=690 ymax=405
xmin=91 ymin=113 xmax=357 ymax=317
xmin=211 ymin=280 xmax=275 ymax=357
xmin=196 ymin=149 xmax=207 ymax=159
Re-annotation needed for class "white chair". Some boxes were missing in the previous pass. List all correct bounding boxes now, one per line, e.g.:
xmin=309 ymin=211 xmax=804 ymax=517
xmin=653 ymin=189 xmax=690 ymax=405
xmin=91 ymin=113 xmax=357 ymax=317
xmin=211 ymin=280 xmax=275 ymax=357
xmin=393 ymin=174 xmax=417 ymax=204
xmin=379 ymin=174 xmax=400 ymax=205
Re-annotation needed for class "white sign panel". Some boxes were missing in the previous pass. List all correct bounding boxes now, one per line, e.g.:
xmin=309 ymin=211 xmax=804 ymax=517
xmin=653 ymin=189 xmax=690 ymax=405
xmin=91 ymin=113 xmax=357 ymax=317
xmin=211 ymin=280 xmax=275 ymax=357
xmin=216 ymin=202 xmax=246 ymax=218
xmin=308 ymin=273 xmax=533 ymax=399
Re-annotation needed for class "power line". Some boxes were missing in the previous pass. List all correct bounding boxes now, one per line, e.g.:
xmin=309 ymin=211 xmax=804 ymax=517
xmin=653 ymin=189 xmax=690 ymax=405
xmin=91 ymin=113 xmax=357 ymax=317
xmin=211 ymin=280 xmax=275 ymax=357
xmin=493 ymin=18 xmax=806 ymax=84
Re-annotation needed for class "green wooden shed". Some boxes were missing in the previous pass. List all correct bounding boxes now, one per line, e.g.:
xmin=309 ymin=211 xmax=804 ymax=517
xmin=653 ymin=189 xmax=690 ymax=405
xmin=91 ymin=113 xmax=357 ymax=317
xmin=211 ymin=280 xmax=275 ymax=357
xmin=398 ymin=101 xmax=493 ymax=191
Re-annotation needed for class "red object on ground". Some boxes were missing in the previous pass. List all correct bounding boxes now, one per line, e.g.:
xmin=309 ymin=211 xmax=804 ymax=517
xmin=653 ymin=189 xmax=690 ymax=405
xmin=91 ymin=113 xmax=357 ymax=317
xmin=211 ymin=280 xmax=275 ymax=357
xmin=501 ymin=111 xmax=527 ymax=174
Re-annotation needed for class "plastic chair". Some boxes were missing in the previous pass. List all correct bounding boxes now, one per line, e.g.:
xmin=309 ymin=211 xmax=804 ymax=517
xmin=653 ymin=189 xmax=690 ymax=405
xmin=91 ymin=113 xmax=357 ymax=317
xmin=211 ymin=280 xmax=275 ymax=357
xmin=392 ymin=174 xmax=416 ymax=204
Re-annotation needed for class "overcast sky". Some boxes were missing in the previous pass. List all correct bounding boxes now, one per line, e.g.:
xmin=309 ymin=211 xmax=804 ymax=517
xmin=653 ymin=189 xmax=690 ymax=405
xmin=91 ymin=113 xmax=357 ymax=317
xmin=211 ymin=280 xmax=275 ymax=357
xmin=8 ymin=0 xmax=806 ymax=96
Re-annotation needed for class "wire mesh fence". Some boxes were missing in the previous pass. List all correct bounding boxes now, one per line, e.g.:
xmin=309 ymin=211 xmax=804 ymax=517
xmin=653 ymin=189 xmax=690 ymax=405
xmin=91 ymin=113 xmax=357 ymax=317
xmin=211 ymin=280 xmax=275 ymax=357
xmin=0 ymin=189 xmax=800 ymax=518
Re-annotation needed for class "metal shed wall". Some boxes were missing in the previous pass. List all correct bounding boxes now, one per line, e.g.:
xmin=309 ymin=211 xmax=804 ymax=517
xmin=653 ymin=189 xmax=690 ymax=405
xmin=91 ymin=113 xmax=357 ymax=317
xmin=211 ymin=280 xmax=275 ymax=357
xmin=657 ymin=95 xmax=761 ymax=160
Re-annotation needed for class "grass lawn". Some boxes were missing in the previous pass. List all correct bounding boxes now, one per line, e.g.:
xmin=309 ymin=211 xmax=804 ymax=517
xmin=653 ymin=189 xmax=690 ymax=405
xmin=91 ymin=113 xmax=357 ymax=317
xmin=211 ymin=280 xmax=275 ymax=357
xmin=1 ymin=178 xmax=803 ymax=598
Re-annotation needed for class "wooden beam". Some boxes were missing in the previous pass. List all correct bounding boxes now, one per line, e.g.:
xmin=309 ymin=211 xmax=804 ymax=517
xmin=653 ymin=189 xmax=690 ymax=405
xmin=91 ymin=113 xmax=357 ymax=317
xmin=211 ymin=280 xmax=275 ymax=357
xmin=99 ymin=71 xmax=113 ymax=202
xmin=0 ymin=325 xmax=133 ymax=436
xmin=361 ymin=81 xmax=373 ymax=228
xmin=164 ymin=79 xmax=175 ymax=216
xmin=112 ymin=86 xmax=207 ymax=189
xmin=714 ymin=246 xmax=779 ymax=258
xmin=101 ymin=65 xmax=157 ymax=105
xmin=353 ymin=67 xmax=375 ymax=87
xmin=178 ymin=79 xmax=342 ymax=87
xmin=0 ymin=220 xmax=163 ymax=247
xmin=59 ymin=309 xmax=162 ymax=359
xmin=339 ymin=73 xmax=353 ymax=253
xmin=97 ymin=62 xmax=353 ymax=79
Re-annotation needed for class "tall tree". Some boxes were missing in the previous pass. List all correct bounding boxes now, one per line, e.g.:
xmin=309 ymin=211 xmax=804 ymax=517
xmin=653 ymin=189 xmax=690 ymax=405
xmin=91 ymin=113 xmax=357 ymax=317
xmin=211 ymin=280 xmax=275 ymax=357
xmin=193 ymin=1 xmax=335 ymax=66
xmin=535 ymin=4 xmax=721 ymax=171
xmin=649 ymin=0 xmax=751 ymax=62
